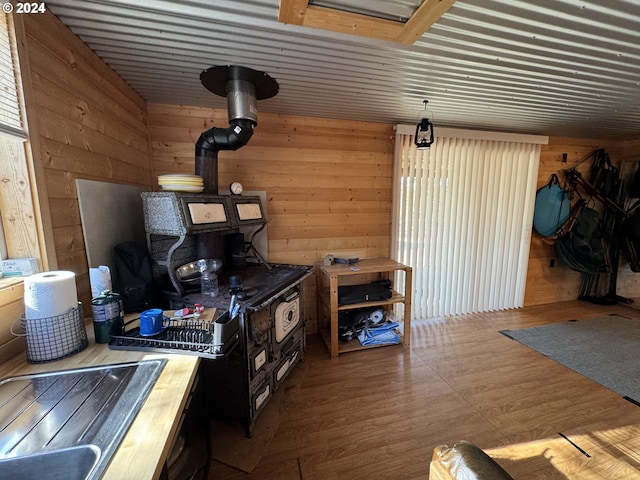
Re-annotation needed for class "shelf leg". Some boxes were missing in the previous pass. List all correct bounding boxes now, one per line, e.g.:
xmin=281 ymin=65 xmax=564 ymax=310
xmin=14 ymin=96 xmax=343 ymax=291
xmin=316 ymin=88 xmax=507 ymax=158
xmin=403 ymin=267 xmax=412 ymax=347
xmin=329 ymin=274 xmax=339 ymax=359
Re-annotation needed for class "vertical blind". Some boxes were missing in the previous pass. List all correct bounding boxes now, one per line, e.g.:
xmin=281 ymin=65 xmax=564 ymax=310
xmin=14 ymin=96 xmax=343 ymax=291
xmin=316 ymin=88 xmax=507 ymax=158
xmin=392 ymin=126 xmax=547 ymax=319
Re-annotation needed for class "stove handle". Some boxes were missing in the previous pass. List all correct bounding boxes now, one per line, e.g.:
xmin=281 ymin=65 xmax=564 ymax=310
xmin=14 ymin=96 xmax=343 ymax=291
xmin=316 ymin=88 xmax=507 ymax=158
xmin=283 ymin=291 xmax=299 ymax=302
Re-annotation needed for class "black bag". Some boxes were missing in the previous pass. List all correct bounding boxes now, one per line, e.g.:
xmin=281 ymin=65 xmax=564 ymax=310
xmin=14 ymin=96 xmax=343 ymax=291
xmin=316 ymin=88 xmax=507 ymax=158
xmin=623 ymin=210 xmax=640 ymax=272
xmin=337 ymin=307 xmax=385 ymax=342
xmin=628 ymin=162 xmax=640 ymax=199
xmin=112 ymin=241 xmax=161 ymax=313
xmin=555 ymin=206 xmax=608 ymax=274
xmin=589 ymin=149 xmax=619 ymax=199
xmin=338 ymin=280 xmax=392 ymax=305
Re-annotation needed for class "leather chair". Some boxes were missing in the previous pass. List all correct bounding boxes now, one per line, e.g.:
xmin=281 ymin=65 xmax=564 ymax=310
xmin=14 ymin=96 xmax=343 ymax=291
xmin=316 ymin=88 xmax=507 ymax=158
xmin=429 ymin=441 xmax=514 ymax=480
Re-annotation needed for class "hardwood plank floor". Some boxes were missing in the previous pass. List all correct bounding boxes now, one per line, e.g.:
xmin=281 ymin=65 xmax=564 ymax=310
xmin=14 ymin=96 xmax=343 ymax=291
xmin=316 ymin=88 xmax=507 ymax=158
xmin=208 ymin=300 xmax=640 ymax=479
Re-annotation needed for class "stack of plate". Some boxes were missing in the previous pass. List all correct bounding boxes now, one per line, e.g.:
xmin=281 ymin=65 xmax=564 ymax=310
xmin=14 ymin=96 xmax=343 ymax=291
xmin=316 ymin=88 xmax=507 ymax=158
xmin=157 ymin=174 xmax=204 ymax=193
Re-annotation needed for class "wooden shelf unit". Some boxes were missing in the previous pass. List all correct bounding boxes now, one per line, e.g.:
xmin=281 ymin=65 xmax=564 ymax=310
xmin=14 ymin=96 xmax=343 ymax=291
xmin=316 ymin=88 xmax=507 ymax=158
xmin=316 ymin=257 xmax=412 ymax=358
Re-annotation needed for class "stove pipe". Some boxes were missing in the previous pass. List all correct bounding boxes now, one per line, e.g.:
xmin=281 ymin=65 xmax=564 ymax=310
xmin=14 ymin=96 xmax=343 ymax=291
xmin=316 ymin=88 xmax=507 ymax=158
xmin=195 ymin=65 xmax=279 ymax=194
xmin=194 ymin=65 xmax=278 ymax=263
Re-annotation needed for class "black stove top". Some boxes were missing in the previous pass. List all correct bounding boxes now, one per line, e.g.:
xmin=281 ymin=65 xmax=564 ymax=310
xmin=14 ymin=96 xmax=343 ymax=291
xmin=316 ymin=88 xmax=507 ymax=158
xmin=235 ymin=264 xmax=311 ymax=306
xmin=178 ymin=263 xmax=312 ymax=311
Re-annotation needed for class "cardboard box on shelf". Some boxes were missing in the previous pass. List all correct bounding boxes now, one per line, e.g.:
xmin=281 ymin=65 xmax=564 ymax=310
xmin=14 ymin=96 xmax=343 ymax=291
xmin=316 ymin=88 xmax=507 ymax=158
xmin=1 ymin=258 xmax=39 ymax=277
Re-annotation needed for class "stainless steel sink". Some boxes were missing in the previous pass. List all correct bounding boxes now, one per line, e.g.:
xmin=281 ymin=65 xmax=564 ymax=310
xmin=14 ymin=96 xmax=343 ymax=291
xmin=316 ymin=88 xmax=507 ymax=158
xmin=0 ymin=444 xmax=100 ymax=480
xmin=0 ymin=359 xmax=166 ymax=480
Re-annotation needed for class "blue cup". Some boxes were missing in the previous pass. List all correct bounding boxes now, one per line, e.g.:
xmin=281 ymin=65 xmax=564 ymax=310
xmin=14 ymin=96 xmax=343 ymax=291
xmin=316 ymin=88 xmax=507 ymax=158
xmin=139 ymin=308 xmax=169 ymax=336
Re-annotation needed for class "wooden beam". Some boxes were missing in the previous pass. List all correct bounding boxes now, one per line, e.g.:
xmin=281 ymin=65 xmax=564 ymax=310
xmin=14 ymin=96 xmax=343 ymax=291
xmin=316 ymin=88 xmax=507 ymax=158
xmin=303 ymin=5 xmax=403 ymax=42
xmin=396 ymin=0 xmax=457 ymax=44
xmin=278 ymin=0 xmax=457 ymax=44
xmin=278 ymin=0 xmax=309 ymax=25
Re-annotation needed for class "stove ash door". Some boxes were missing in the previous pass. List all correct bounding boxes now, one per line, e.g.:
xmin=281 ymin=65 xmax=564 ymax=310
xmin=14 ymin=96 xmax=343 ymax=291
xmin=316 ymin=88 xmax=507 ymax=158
xmin=272 ymin=290 xmax=300 ymax=347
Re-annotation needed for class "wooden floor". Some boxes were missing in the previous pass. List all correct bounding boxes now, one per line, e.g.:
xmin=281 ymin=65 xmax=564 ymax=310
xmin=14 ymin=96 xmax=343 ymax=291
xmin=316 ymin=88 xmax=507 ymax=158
xmin=207 ymin=300 xmax=640 ymax=479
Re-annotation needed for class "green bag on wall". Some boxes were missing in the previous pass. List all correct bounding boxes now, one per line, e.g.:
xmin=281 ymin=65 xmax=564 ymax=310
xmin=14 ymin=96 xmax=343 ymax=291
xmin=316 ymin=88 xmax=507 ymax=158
xmin=533 ymin=174 xmax=570 ymax=237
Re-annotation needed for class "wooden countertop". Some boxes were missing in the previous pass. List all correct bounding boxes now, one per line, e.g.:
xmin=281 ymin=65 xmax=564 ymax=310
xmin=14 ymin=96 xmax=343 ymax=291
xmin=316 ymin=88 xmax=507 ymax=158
xmin=0 ymin=311 xmax=204 ymax=480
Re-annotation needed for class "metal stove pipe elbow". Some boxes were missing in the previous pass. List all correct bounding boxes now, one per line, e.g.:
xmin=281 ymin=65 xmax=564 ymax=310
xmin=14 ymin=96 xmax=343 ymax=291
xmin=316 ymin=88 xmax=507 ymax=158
xmin=195 ymin=119 xmax=254 ymax=155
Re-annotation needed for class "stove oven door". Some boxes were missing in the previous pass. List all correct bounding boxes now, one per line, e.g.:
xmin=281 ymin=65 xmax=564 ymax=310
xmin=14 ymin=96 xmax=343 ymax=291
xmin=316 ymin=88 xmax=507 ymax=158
xmin=272 ymin=289 xmax=301 ymax=351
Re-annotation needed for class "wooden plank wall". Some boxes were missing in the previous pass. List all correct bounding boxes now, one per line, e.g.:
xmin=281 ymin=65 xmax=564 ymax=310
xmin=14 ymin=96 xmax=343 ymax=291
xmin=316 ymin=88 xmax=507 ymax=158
xmin=0 ymin=11 xmax=153 ymax=362
xmin=21 ymin=12 xmax=153 ymax=305
xmin=147 ymin=103 xmax=395 ymax=332
xmin=148 ymin=103 xmax=640 ymax=325
xmin=0 ymin=280 xmax=27 ymax=363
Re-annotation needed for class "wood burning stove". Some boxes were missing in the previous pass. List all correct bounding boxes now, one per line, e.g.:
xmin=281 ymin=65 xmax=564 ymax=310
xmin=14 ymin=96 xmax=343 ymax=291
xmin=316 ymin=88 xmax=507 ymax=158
xmin=133 ymin=64 xmax=309 ymax=436
xmin=199 ymin=263 xmax=311 ymax=437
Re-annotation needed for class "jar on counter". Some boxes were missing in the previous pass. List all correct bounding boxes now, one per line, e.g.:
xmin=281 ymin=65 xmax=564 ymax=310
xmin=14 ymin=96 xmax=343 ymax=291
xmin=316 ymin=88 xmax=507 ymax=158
xmin=201 ymin=272 xmax=219 ymax=298
xmin=91 ymin=291 xmax=125 ymax=343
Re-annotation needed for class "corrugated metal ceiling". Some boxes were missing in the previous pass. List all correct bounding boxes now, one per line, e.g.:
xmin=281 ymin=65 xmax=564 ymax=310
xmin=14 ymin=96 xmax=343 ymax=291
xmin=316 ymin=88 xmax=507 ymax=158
xmin=43 ymin=0 xmax=640 ymax=140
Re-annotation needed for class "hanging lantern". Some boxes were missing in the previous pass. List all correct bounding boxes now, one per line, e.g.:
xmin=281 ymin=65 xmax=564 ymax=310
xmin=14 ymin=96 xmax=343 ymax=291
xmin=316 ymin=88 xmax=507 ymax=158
xmin=414 ymin=99 xmax=435 ymax=149
xmin=415 ymin=118 xmax=434 ymax=149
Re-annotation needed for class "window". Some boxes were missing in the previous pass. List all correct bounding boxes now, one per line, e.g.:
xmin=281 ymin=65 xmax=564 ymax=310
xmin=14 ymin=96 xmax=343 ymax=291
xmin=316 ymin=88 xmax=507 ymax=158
xmin=0 ymin=12 xmax=38 ymax=265
xmin=0 ymin=12 xmax=25 ymax=140
xmin=0 ymin=12 xmax=26 ymax=261
xmin=393 ymin=126 xmax=548 ymax=318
